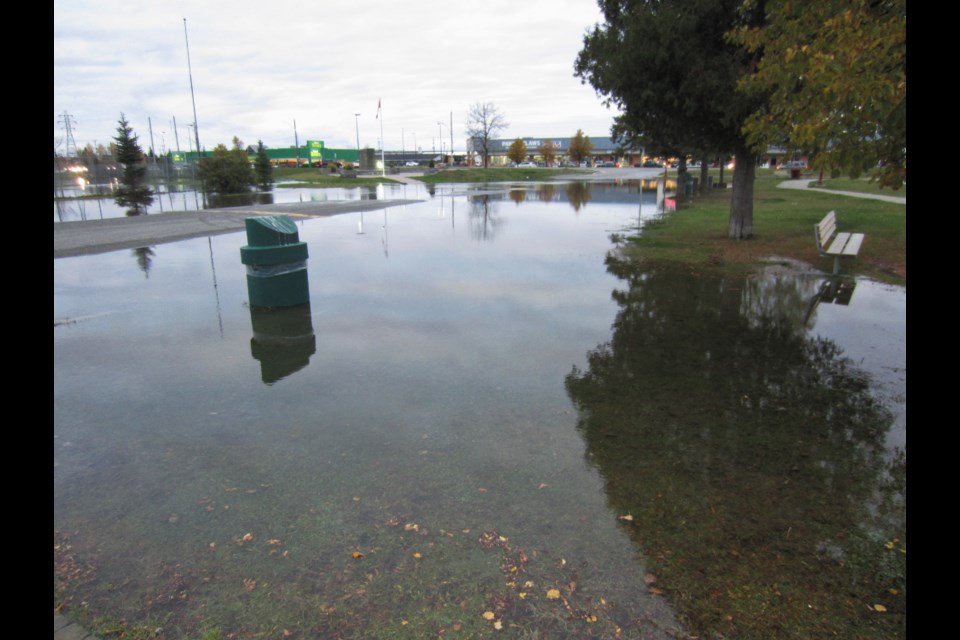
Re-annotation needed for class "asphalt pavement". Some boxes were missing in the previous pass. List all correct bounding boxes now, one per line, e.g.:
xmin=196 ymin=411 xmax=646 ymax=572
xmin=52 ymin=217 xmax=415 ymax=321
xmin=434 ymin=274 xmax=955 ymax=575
xmin=53 ymin=198 xmax=421 ymax=258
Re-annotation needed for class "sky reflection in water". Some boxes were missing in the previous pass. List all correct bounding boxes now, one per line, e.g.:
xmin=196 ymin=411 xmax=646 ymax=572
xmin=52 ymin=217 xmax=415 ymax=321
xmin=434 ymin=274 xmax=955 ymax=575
xmin=54 ymin=181 xmax=905 ymax=639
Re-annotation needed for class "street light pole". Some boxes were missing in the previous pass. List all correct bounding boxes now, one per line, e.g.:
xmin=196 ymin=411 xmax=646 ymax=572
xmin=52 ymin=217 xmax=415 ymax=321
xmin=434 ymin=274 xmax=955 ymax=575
xmin=354 ymin=113 xmax=361 ymax=164
xmin=437 ymin=121 xmax=445 ymax=163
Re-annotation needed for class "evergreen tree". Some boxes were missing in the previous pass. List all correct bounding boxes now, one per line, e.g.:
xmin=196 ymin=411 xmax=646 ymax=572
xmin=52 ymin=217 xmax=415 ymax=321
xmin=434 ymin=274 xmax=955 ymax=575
xmin=255 ymin=140 xmax=273 ymax=191
xmin=112 ymin=114 xmax=154 ymax=215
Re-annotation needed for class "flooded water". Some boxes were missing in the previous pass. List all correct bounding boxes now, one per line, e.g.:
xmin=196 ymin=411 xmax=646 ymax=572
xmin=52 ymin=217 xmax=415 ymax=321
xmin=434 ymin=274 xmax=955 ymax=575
xmin=54 ymin=181 xmax=905 ymax=639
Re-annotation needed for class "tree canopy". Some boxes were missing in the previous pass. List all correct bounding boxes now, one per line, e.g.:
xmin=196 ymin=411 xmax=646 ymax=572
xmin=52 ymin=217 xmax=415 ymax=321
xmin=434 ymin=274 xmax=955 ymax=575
xmin=568 ymin=129 xmax=594 ymax=164
xmin=576 ymin=0 xmax=767 ymax=239
xmin=507 ymin=138 xmax=528 ymax=164
xmin=112 ymin=114 xmax=154 ymax=216
xmin=466 ymin=102 xmax=508 ymax=168
xmin=198 ymin=137 xmax=256 ymax=194
xmin=538 ymin=140 xmax=557 ymax=166
xmin=730 ymin=0 xmax=906 ymax=188
xmin=255 ymin=140 xmax=273 ymax=191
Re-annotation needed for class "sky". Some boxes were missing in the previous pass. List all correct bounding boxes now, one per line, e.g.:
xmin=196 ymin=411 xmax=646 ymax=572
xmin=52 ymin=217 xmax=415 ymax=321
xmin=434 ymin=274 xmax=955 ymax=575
xmin=54 ymin=0 xmax=621 ymax=157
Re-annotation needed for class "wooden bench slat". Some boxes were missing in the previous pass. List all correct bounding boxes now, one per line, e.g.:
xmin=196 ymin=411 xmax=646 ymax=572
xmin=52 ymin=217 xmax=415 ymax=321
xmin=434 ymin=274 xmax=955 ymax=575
xmin=841 ymin=233 xmax=864 ymax=256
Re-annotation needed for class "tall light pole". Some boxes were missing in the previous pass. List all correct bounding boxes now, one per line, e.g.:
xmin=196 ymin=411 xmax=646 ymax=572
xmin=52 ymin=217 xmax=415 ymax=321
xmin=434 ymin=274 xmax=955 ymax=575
xmin=183 ymin=18 xmax=201 ymax=158
xmin=437 ymin=121 xmax=445 ymax=162
xmin=354 ymin=113 xmax=361 ymax=153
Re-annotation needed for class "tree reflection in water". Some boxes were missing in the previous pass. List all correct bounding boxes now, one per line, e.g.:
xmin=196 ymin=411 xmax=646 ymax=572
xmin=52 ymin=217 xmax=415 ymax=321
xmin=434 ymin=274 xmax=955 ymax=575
xmin=565 ymin=250 xmax=905 ymax=640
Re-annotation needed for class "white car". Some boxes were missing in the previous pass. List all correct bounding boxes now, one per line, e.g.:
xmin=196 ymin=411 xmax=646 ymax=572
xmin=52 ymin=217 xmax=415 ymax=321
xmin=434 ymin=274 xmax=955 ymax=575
xmin=517 ymin=161 xmax=537 ymax=168
xmin=404 ymin=161 xmax=419 ymax=166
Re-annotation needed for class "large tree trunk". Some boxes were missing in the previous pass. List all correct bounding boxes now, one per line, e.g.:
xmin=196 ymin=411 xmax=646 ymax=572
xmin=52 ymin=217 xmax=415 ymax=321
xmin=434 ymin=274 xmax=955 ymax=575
xmin=727 ymin=145 xmax=757 ymax=239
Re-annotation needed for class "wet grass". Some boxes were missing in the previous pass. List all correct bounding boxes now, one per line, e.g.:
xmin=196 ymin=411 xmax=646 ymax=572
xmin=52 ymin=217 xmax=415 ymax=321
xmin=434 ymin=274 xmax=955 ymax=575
xmin=622 ymin=171 xmax=906 ymax=284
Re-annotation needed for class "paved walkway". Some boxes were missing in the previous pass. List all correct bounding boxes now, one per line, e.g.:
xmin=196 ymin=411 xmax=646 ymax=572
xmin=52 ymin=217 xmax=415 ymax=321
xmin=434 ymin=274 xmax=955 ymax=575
xmin=54 ymin=613 xmax=100 ymax=640
xmin=776 ymin=178 xmax=906 ymax=204
xmin=54 ymin=198 xmax=422 ymax=258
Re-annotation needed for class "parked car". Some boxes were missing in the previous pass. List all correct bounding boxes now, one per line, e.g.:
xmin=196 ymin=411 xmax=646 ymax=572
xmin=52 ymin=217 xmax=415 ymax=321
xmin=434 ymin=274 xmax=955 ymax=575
xmin=517 ymin=161 xmax=537 ymax=168
xmin=782 ymin=160 xmax=807 ymax=168
xmin=688 ymin=161 xmax=702 ymax=169
xmin=405 ymin=161 xmax=419 ymax=166
xmin=642 ymin=160 xmax=663 ymax=168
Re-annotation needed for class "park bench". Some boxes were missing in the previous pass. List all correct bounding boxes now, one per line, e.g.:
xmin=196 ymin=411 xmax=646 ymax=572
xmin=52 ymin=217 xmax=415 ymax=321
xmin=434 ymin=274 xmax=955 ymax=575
xmin=814 ymin=210 xmax=865 ymax=274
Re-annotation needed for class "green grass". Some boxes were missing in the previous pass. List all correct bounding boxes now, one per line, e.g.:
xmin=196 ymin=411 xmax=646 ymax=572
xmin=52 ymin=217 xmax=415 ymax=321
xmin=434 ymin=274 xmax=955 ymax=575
xmin=623 ymin=170 xmax=906 ymax=284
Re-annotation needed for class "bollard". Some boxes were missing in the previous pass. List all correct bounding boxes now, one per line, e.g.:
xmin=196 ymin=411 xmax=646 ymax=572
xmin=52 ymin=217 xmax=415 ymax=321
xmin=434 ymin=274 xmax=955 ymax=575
xmin=240 ymin=215 xmax=310 ymax=308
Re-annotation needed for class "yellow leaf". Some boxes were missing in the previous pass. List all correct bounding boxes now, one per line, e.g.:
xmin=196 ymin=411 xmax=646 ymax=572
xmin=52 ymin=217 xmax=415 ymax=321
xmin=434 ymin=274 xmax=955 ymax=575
xmin=619 ymin=514 xmax=634 ymax=521
xmin=546 ymin=588 xmax=561 ymax=600
xmin=267 ymin=539 xmax=282 ymax=545
xmin=523 ymin=580 xmax=535 ymax=588
xmin=493 ymin=620 xmax=503 ymax=630
xmin=242 ymin=533 xmax=254 ymax=542
xmin=873 ymin=604 xmax=887 ymax=612
xmin=413 ymin=552 xmax=422 ymax=559
xmin=401 ymin=620 xmax=409 ymax=626
xmin=888 ymin=588 xmax=898 ymax=595
xmin=585 ymin=614 xmax=597 ymax=623
xmin=351 ymin=551 xmax=364 ymax=559
xmin=519 ymin=592 xmax=527 ymax=599
xmin=482 ymin=611 xmax=496 ymax=620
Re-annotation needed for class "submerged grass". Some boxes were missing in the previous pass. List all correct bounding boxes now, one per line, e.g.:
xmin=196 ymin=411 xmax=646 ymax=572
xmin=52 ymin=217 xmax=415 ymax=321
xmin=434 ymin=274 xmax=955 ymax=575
xmin=624 ymin=171 xmax=906 ymax=284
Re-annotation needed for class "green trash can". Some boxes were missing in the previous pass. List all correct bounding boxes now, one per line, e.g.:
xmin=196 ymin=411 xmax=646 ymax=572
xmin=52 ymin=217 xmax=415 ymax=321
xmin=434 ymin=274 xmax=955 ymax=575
xmin=240 ymin=216 xmax=310 ymax=308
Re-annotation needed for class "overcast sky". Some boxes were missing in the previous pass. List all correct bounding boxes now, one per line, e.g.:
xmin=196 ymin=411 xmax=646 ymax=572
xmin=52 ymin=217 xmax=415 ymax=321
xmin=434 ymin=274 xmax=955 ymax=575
xmin=54 ymin=0 xmax=620 ymax=156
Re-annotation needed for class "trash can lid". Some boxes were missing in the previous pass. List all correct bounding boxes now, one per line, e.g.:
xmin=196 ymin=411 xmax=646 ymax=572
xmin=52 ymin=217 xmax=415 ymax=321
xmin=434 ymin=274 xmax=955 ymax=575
xmin=244 ymin=215 xmax=300 ymax=246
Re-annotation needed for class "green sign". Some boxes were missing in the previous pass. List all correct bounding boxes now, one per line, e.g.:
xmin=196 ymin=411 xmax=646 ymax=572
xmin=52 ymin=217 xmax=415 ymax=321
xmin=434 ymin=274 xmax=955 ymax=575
xmin=308 ymin=140 xmax=324 ymax=160
xmin=171 ymin=152 xmax=186 ymax=163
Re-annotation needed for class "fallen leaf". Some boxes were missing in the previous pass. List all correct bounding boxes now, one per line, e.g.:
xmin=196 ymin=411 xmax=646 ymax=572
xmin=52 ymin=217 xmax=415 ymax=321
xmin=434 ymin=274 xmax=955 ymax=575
xmin=523 ymin=580 xmax=535 ymax=588
xmin=888 ymin=588 xmax=898 ymax=595
xmin=873 ymin=604 xmax=887 ymax=612
xmin=413 ymin=552 xmax=422 ymax=559
xmin=385 ymin=517 xmax=400 ymax=527
xmin=493 ymin=620 xmax=503 ymax=630
xmin=649 ymin=586 xmax=664 ymax=595
xmin=585 ymin=614 xmax=597 ymax=623
xmin=243 ymin=578 xmax=256 ymax=591
xmin=546 ymin=588 xmax=561 ymax=600
xmin=267 ymin=539 xmax=282 ymax=545
xmin=242 ymin=533 xmax=254 ymax=542
xmin=452 ymin=623 xmax=462 ymax=631
xmin=404 ymin=523 xmax=419 ymax=532
xmin=537 ymin=483 xmax=549 ymax=489
xmin=518 ymin=592 xmax=527 ymax=599
xmin=401 ymin=620 xmax=409 ymax=626
xmin=482 ymin=611 xmax=496 ymax=620
xmin=351 ymin=551 xmax=364 ymax=559
xmin=644 ymin=573 xmax=657 ymax=585
xmin=618 ymin=514 xmax=634 ymax=522
xmin=477 ymin=487 xmax=487 ymax=493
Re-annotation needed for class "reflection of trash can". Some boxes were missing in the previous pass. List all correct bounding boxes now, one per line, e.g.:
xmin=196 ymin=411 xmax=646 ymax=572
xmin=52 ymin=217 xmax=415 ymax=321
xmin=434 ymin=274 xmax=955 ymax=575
xmin=790 ymin=168 xmax=801 ymax=179
xmin=240 ymin=216 xmax=310 ymax=308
